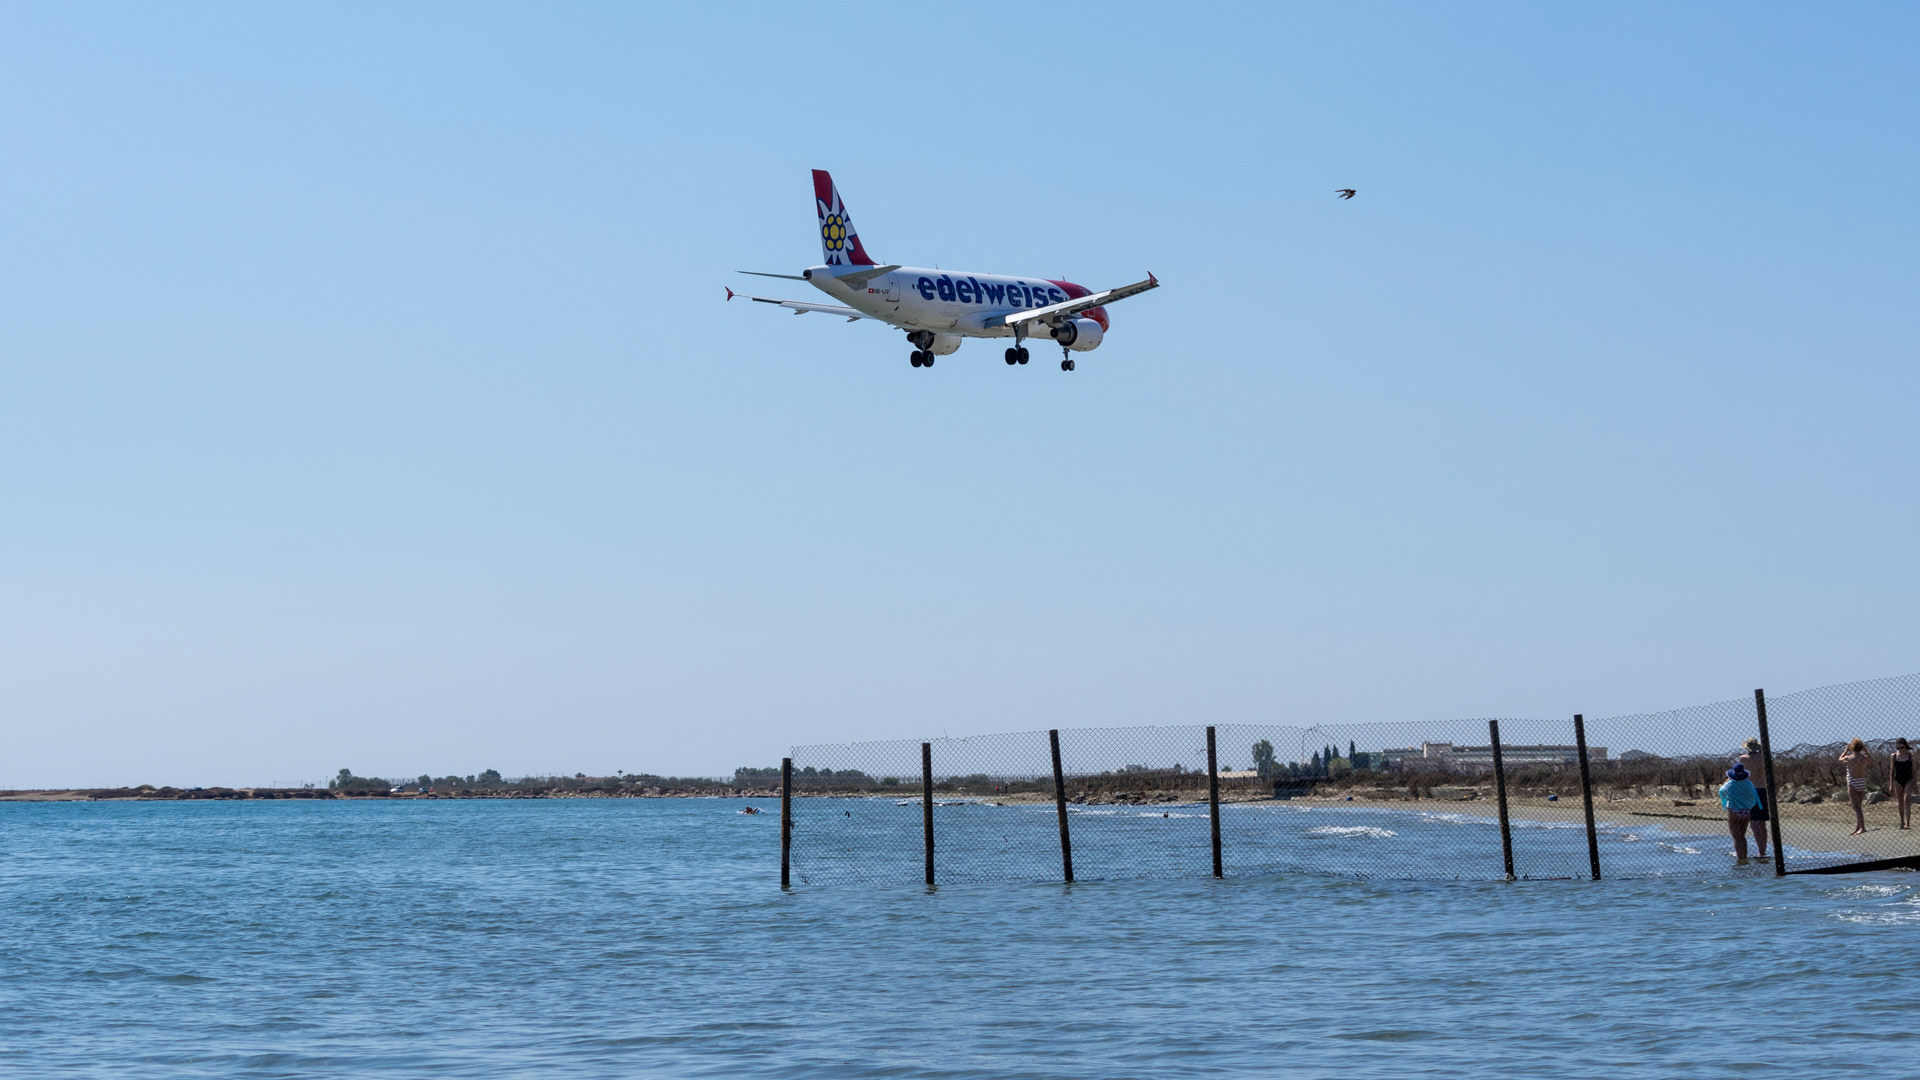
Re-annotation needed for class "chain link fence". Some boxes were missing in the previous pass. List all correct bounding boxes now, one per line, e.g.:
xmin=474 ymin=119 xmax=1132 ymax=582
xmin=783 ymin=673 xmax=1920 ymax=886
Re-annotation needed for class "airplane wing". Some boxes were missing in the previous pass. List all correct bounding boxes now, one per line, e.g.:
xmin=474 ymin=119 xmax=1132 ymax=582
xmin=992 ymin=273 xmax=1160 ymax=329
xmin=832 ymin=263 xmax=900 ymax=289
xmin=725 ymin=287 xmax=864 ymax=321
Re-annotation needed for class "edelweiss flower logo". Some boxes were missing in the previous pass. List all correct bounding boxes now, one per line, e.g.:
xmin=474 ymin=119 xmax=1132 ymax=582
xmin=816 ymin=189 xmax=859 ymax=265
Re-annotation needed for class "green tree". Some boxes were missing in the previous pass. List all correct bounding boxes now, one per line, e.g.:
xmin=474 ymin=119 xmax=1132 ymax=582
xmin=328 ymin=768 xmax=388 ymax=792
xmin=1251 ymin=739 xmax=1277 ymax=779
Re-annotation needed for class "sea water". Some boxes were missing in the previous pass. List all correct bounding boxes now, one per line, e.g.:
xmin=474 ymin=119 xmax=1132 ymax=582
xmin=3 ymin=798 xmax=1915 ymax=1078
xmin=788 ymin=796 xmax=1824 ymax=884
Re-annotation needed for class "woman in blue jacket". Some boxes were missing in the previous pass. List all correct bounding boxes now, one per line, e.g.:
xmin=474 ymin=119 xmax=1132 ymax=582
xmin=1720 ymin=764 xmax=1762 ymax=863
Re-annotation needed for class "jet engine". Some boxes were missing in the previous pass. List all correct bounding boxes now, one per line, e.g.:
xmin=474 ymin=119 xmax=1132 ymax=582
xmin=1049 ymin=318 xmax=1105 ymax=352
xmin=908 ymin=329 xmax=964 ymax=355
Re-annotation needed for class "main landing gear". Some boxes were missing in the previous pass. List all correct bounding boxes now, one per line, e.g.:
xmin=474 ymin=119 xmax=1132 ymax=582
xmin=907 ymin=330 xmax=936 ymax=369
xmin=1003 ymin=347 xmax=1029 ymax=366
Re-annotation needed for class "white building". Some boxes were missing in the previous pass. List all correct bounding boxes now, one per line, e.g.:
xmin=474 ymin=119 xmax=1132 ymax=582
xmin=1379 ymin=742 xmax=1607 ymax=769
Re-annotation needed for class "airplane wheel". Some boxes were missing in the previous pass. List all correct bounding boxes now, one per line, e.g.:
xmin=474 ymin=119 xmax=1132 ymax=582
xmin=1061 ymin=359 xmax=1075 ymax=371
xmin=923 ymin=353 xmax=935 ymax=367
xmin=1004 ymin=350 xmax=1017 ymax=366
xmin=1017 ymin=347 xmax=1030 ymax=363
xmin=911 ymin=352 xmax=924 ymax=367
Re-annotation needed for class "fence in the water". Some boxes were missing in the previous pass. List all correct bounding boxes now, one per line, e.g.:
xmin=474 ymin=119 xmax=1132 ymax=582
xmin=779 ymin=673 xmax=1920 ymax=886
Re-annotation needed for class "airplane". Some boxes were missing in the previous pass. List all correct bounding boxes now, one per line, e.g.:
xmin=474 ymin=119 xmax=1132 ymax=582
xmin=728 ymin=170 xmax=1159 ymax=372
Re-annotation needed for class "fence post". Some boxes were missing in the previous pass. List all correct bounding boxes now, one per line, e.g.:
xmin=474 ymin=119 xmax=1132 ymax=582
xmin=1050 ymin=729 xmax=1074 ymax=883
xmin=921 ymin=741 xmax=935 ymax=887
xmin=1490 ymin=719 xmax=1515 ymax=881
xmin=1207 ymin=725 xmax=1223 ymax=878
xmin=1573 ymin=715 xmax=1600 ymax=881
xmin=781 ymin=757 xmax=792 ymax=890
xmin=1756 ymin=689 xmax=1786 ymax=878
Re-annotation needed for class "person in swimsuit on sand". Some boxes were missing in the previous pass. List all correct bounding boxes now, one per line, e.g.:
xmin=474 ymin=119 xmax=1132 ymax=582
xmin=1737 ymin=737 xmax=1771 ymax=859
xmin=1839 ymin=738 xmax=1873 ymax=836
xmin=1719 ymin=764 xmax=1762 ymax=864
xmin=1890 ymin=738 xmax=1914 ymax=831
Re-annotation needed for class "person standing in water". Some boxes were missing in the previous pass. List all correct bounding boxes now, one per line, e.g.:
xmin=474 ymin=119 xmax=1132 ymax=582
xmin=1889 ymin=738 xmax=1914 ymax=831
xmin=1737 ymin=737 xmax=1771 ymax=860
xmin=1839 ymin=738 xmax=1874 ymax=836
xmin=1719 ymin=764 xmax=1762 ymax=863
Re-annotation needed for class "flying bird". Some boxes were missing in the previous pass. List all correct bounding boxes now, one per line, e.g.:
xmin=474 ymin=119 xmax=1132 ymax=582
xmin=1336 ymin=189 xmax=1356 ymax=199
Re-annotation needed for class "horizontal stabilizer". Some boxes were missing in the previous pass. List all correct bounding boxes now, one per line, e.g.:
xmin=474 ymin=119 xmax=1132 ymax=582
xmin=726 ymin=287 xmax=864 ymax=321
xmin=738 ymin=270 xmax=807 ymax=281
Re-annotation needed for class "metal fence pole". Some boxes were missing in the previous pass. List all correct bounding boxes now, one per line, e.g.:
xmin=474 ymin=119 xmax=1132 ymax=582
xmin=781 ymin=757 xmax=792 ymax=890
xmin=1756 ymin=689 xmax=1786 ymax=878
xmin=1207 ymin=725 xmax=1223 ymax=878
xmin=1050 ymin=729 xmax=1074 ymax=883
xmin=921 ymin=741 xmax=935 ymax=887
xmin=1573 ymin=715 xmax=1600 ymax=881
xmin=1490 ymin=719 xmax=1516 ymax=881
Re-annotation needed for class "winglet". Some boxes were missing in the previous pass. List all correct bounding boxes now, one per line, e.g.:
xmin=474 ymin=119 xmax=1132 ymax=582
xmin=725 ymin=287 xmax=734 ymax=301
xmin=1147 ymin=272 xmax=1157 ymax=286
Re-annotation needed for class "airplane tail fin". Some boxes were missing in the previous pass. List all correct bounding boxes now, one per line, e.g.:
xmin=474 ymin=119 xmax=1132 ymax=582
xmin=812 ymin=169 xmax=877 ymax=267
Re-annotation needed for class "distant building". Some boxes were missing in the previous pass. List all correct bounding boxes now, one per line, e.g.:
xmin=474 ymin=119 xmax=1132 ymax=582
xmin=1380 ymin=742 xmax=1607 ymax=769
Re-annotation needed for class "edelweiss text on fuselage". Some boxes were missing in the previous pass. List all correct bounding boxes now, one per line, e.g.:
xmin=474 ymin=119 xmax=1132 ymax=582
xmin=912 ymin=276 xmax=1066 ymax=309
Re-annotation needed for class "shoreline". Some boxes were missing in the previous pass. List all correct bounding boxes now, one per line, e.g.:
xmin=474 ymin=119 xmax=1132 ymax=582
xmin=973 ymin=788 xmax=1911 ymax=861
xmin=1243 ymin=793 xmax=1916 ymax=862
xmin=10 ymin=786 xmax=1911 ymax=862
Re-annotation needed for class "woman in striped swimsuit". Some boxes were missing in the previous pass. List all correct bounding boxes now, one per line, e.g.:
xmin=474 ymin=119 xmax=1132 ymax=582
xmin=1839 ymin=738 xmax=1873 ymax=836
xmin=1737 ymin=738 xmax=1770 ymax=859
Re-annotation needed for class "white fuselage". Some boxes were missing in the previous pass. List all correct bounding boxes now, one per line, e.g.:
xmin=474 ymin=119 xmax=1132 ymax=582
xmin=803 ymin=265 xmax=1101 ymax=339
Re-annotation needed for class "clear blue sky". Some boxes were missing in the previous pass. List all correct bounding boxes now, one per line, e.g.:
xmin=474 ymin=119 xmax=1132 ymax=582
xmin=3 ymin=3 xmax=1915 ymax=787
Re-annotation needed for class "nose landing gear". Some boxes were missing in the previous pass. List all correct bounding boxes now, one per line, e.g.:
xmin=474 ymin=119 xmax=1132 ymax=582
xmin=1060 ymin=357 xmax=1075 ymax=371
xmin=910 ymin=350 xmax=933 ymax=368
